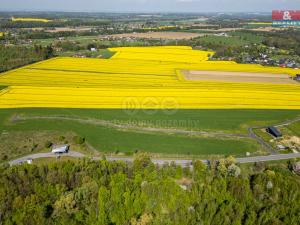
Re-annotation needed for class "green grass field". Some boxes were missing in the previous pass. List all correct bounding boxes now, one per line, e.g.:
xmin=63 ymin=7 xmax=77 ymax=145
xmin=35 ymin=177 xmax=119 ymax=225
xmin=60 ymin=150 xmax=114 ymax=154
xmin=278 ymin=121 xmax=300 ymax=137
xmin=1 ymin=109 xmax=299 ymax=133
xmin=34 ymin=35 xmax=100 ymax=46
xmin=1 ymin=109 xmax=300 ymax=159
xmin=286 ymin=121 xmax=300 ymax=136
xmin=98 ymin=49 xmax=116 ymax=58
xmin=194 ymin=31 xmax=263 ymax=47
xmin=197 ymin=35 xmax=258 ymax=47
xmin=229 ymin=31 xmax=264 ymax=43
xmin=56 ymin=49 xmax=115 ymax=58
xmin=34 ymin=36 xmax=145 ymax=48
xmin=242 ymin=24 xmax=272 ymax=29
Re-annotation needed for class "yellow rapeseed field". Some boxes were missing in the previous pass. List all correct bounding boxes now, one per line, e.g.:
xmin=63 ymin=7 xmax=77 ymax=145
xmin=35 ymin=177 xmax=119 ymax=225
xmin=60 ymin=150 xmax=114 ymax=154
xmin=11 ymin=17 xmax=51 ymax=23
xmin=142 ymin=26 xmax=177 ymax=30
xmin=0 ymin=46 xmax=299 ymax=109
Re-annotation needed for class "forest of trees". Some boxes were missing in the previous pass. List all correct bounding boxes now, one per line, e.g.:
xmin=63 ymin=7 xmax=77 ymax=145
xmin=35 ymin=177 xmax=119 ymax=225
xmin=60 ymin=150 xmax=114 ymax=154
xmin=0 ymin=45 xmax=54 ymax=72
xmin=262 ymin=30 xmax=300 ymax=56
xmin=0 ymin=154 xmax=299 ymax=225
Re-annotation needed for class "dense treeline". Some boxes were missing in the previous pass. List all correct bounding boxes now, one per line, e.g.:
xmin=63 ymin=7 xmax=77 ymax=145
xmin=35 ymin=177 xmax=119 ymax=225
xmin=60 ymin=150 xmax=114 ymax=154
xmin=0 ymin=20 xmax=111 ymax=29
xmin=0 ymin=45 xmax=54 ymax=72
xmin=262 ymin=30 xmax=300 ymax=55
xmin=0 ymin=155 xmax=299 ymax=225
xmin=190 ymin=30 xmax=300 ymax=62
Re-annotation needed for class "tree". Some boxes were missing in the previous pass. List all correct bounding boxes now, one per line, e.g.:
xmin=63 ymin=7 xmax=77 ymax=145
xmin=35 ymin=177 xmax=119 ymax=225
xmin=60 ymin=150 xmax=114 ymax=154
xmin=45 ymin=140 xmax=53 ymax=148
xmin=97 ymin=186 xmax=110 ymax=224
xmin=44 ymin=45 xmax=54 ymax=59
xmin=1 ymin=156 xmax=300 ymax=224
xmin=227 ymin=164 xmax=241 ymax=177
xmin=133 ymin=152 xmax=153 ymax=171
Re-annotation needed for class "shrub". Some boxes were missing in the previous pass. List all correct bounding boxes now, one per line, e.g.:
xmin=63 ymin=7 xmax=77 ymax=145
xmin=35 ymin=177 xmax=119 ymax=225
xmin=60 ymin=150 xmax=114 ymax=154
xmin=59 ymin=136 xmax=65 ymax=141
xmin=45 ymin=141 xmax=53 ymax=148
xmin=73 ymin=136 xmax=85 ymax=145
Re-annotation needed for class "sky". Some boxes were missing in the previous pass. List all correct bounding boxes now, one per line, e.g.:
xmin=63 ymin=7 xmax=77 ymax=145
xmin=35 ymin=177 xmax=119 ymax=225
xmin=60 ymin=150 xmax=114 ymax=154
xmin=0 ymin=0 xmax=299 ymax=12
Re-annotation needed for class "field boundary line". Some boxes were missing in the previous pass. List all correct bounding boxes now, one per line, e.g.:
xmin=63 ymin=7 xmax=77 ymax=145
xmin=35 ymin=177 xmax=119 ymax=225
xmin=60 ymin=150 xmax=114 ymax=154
xmin=108 ymin=50 xmax=121 ymax=59
xmin=0 ymin=57 xmax=58 ymax=77
xmin=175 ymin=69 xmax=186 ymax=81
xmin=26 ymin=67 xmax=175 ymax=77
xmin=0 ymin=86 xmax=11 ymax=97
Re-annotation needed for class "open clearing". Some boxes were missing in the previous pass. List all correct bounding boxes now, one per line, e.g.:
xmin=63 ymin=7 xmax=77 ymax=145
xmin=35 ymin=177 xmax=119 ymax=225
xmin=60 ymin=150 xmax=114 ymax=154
xmin=105 ymin=32 xmax=206 ymax=39
xmin=184 ymin=70 xmax=298 ymax=84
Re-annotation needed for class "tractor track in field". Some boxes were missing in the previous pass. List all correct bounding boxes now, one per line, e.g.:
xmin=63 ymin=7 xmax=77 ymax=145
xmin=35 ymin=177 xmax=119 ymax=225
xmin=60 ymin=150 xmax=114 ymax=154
xmin=10 ymin=115 xmax=249 ymax=139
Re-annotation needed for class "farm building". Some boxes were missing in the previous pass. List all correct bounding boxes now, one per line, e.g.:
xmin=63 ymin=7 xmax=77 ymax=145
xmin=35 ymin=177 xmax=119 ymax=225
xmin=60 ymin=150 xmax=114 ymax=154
xmin=52 ymin=144 xmax=70 ymax=154
xmin=266 ymin=126 xmax=282 ymax=138
xmin=277 ymin=144 xmax=287 ymax=150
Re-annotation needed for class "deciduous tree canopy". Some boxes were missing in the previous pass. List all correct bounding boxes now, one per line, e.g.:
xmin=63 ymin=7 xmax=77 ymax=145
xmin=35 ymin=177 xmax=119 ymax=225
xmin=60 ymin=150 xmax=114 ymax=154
xmin=0 ymin=157 xmax=300 ymax=224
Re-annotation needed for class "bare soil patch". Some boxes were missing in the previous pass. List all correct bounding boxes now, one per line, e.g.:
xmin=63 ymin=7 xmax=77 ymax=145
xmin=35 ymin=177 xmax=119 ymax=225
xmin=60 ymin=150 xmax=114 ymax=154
xmin=184 ymin=70 xmax=297 ymax=84
xmin=249 ymin=27 xmax=289 ymax=32
xmin=194 ymin=28 xmax=244 ymax=32
xmin=46 ymin=27 xmax=93 ymax=33
xmin=105 ymin=32 xmax=205 ymax=40
xmin=281 ymin=136 xmax=300 ymax=151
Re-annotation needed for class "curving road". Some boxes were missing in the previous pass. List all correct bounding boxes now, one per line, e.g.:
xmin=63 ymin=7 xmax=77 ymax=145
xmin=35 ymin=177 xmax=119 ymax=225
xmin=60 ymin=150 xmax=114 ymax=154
xmin=8 ymin=151 xmax=300 ymax=167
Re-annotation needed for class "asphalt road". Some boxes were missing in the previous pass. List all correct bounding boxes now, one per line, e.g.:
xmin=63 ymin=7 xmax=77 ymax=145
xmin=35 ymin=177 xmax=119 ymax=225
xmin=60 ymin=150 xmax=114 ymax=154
xmin=8 ymin=151 xmax=300 ymax=167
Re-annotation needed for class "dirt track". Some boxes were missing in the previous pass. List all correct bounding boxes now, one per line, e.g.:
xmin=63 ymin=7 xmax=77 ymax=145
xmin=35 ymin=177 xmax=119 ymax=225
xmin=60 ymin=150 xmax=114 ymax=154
xmin=184 ymin=70 xmax=297 ymax=84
